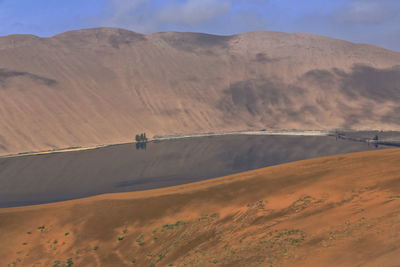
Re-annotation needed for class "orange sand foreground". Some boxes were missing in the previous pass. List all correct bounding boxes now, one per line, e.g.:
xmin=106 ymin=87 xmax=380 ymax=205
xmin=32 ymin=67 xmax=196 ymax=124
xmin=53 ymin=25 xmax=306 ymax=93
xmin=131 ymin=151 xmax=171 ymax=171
xmin=1 ymin=148 xmax=400 ymax=266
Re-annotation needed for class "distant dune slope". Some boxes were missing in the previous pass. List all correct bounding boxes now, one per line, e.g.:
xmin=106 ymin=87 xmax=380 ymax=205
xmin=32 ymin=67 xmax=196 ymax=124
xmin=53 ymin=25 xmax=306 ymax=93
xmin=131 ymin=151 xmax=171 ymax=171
xmin=1 ymin=148 xmax=400 ymax=266
xmin=0 ymin=28 xmax=400 ymax=154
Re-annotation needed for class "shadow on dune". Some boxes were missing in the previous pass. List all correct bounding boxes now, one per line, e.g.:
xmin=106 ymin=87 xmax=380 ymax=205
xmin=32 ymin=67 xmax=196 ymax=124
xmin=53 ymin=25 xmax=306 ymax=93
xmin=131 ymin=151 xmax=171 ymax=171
xmin=219 ymin=64 xmax=400 ymax=128
xmin=0 ymin=68 xmax=57 ymax=87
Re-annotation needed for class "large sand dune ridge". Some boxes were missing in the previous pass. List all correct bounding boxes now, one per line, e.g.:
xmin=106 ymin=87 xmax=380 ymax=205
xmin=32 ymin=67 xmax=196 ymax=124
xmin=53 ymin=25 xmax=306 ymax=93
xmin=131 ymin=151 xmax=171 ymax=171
xmin=1 ymin=28 xmax=400 ymax=154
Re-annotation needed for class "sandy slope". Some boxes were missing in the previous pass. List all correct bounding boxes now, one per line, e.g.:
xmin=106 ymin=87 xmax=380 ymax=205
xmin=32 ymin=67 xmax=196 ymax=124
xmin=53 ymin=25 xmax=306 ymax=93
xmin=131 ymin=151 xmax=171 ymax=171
xmin=0 ymin=28 xmax=400 ymax=154
xmin=1 ymin=148 xmax=400 ymax=266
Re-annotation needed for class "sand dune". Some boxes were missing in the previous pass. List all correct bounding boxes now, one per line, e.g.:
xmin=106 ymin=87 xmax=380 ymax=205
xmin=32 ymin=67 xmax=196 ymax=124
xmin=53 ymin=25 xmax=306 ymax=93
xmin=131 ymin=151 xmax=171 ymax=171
xmin=0 ymin=28 xmax=400 ymax=154
xmin=1 ymin=148 xmax=400 ymax=266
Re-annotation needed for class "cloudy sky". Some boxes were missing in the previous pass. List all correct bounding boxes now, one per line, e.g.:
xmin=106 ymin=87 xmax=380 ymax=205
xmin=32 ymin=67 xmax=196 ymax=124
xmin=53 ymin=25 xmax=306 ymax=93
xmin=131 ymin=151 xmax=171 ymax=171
xmin=0 ymin=0 xmax=399 ymax=51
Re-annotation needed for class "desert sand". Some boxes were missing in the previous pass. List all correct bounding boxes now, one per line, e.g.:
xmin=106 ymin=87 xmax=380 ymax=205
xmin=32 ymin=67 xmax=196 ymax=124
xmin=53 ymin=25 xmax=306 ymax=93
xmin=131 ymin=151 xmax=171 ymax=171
xmin=1 ymin=148 xmax=400 ymax=266
xmin=1 ymin=27 xmax=400 ymax=155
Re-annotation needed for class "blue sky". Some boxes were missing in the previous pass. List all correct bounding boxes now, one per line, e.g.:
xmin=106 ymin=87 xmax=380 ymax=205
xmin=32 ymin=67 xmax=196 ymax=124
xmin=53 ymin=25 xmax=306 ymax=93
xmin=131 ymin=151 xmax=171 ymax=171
xmin=0 ymin=0 xmax=399 ymax=51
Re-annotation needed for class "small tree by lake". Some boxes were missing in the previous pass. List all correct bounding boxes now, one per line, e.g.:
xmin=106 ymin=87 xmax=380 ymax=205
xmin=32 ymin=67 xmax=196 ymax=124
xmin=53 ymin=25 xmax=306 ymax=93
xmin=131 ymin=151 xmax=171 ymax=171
xmin=135 ymin=133 xmax=148 ymax=150
xmin=135 ymin=133 xmax=148 ymax=143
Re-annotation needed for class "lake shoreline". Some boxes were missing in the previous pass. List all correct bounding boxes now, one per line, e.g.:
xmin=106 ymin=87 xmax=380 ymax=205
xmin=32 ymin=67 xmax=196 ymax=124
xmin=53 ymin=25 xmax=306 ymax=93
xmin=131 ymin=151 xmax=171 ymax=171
xmin=3 ymin=129 xmax=400 ymax=159
xmin=0 ymin=129 xmax=334 ymax=159
xmin=0 ymin=132 xmax=395 ymax=208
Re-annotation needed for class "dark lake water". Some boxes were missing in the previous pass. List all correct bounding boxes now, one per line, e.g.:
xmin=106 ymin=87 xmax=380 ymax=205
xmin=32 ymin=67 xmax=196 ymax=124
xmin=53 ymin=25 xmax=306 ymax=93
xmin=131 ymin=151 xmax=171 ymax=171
xmin=0 ymin=134 xmax=393 ymax=208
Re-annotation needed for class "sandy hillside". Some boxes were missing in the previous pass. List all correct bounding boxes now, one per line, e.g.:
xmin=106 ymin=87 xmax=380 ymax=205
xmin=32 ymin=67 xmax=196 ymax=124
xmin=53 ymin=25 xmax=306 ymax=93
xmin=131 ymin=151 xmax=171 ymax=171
xmin=1 ymin=148 xmax=400 ymax=266
xmin=0 ymin=28 xmax=400 ymax=154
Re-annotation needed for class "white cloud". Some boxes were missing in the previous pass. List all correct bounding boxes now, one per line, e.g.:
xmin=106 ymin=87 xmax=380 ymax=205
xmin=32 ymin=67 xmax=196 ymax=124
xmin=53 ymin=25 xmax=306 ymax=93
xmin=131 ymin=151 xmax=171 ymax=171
xmin=94 ymin=0 xmax=234 ymax=33
xmin=103 ymin=0 xmax=151 ymax=26
xmin=0 ymin=0 xmax=269 ymax=36
xmin=159 ymin=0 xmax=232 ymax=25
xmin=95 ymin=0 xmax=232 ymax=33
xmin=337 ymin=0 xmax=400 ymax=23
